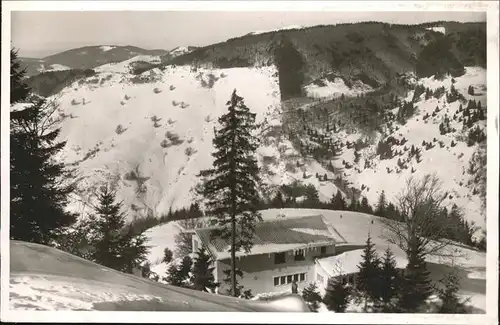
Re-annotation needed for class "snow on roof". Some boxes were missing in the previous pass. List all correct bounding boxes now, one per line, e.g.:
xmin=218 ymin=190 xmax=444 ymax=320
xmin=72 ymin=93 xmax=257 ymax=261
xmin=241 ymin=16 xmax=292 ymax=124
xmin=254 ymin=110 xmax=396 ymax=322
xmin=316 ymin=247 xmax=408 ymax=277
xmin=195 ymin=214 xmax=344 ymax=260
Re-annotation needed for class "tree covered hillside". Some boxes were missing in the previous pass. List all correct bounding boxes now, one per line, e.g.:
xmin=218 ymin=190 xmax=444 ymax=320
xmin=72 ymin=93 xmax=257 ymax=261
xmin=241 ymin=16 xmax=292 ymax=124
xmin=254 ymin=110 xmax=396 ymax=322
xmin=163 ymin=22 xmax=486 ymax=100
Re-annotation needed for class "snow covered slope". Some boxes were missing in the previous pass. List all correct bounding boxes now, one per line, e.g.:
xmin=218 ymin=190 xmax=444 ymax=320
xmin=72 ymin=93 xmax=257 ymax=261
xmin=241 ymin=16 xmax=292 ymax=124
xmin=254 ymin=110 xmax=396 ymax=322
xmin=50 ymin=64 xmax=340 ymax=219
xmin=8 ymin=240 xmax=310 ymax=312
xmin=321 ymin=67 xmax=487 ymax=231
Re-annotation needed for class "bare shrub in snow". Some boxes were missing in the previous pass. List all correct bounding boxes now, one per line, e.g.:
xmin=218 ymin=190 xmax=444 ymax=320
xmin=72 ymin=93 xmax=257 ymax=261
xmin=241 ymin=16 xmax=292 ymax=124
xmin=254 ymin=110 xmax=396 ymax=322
xmin=381 ymin=173 xmax=460 ymax=258
xmin=120 ymin=101 xmax=126 ymax=106
xmin=115 ymin=124 xmax=126 ymax=134
xmin=70 ymin=99 xmax=79 ymax=105
xmin=204 ymin=115 xmax=212 ymax=122
xmin=167 ymin=118 xmax=176 ymax=125
xmin=153 ymin=87 xmax=162 ymax=94
xmin=124 ymin=94 xmax=131 ymax=100
xmin=180 ymin=102 xmax=190 ymax=109
xmin=185 ymin=147 xmax=196 ymax=157
xmin=160 ymin=139 xmax=170 ymax=148
xmin=169 ymin=85 xmax=176 ymax=91
xmin=172 ymin=100 xmax=179 ymax=106
xmin=187 ymin=137 xmax=194 ymax=144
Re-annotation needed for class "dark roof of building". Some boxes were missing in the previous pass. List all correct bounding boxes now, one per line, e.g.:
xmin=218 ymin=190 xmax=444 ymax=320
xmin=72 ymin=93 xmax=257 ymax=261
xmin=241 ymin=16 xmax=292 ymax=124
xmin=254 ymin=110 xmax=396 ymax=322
xmin=194 ymin=214 xmax=343 ymax=260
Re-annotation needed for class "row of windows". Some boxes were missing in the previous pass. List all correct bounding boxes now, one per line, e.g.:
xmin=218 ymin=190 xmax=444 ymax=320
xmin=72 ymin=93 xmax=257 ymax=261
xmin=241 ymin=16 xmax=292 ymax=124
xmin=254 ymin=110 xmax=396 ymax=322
xmin=273 ymin=272 xmax=306 ymax=286
xmin=274 ymin=246 xmax=327 ymax=264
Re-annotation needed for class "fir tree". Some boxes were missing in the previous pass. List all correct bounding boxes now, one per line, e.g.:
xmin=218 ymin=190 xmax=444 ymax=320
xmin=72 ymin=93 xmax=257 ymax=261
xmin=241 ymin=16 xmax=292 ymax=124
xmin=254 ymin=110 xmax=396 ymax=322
xmin=191 ymin=247 xmax=219 ymax=292
xmin=378 ymin=248 xmax=400 ymax=311
xmin=356 ymin=234 xmax=382 ymax=310
xmin=10 ymin=51 xmax=77 ymax=244
xmin=331 ymin=190 xmax=347 ymax=210
xmin=165 ymin=262 xmax=184 ymax=286
xmin=120 ymin=224 xmax=149 ymax=274
xmin=323 ymin=277 xmax=351 ymax=312
xmin=271 ymin=191 xmax=285 ymax=209
xmin=398 ymin=236 xmax=433 ymax=312
xmin=197 ymin=90 xmax=262 ymax=296
xmin=437 ymin=271 xmax=468 ymax=313
xmin=179 ymin=255 xmax=193 ymax=282
xmin=375 ymin=190 xmax=387 ymax=217
xmin=89 ymin=186 xmax=128 ymax=271
xmin=302 ymin=282 xmax=323 ymax=312
xmin=360 ymin=197 xmax=373 ymax=214
xmin=163 ymin=247 xmax=173 ymax=264
xmin=348 ymin=197 xmax=360 ymax=212
xmin=10 ymin=48 xmax=30 ymax=104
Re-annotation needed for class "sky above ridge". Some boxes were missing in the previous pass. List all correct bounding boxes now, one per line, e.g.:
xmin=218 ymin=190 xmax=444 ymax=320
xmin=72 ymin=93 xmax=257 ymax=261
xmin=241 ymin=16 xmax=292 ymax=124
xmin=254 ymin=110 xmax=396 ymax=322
xmin=11 ymin=10 xmax=486 ymax=58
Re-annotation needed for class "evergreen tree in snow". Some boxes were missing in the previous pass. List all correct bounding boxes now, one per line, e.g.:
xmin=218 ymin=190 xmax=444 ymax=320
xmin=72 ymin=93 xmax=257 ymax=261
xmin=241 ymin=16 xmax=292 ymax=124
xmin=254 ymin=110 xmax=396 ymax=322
xmin=398 ymin=236 xmax=433 ymax=312
xmin=87 ymin=187 xmax=136 ymax=272
xmin=191 ymin=247 xmax=219 ymax=292
xmin=179 ymin=255 xmax=193 ymax=283
xmin=270 ymin=191 xmax=285 ymax=209
xmin=163 ymin=247 xmax=174 ymax=264
xmin=436 ymin=271 xmax=468 ymax=313
xmin=10 ymin=53 xmax=77 ymax=244
xmin=356 ymin=233 xmax=382 ymax=310
xmin=360 ymin=196 xmax=373 ymax=214
xmin=197 ymin=89 xmax=262 ymax=297
xmin=348 ymin=197 xmax=360 ymax=212
xmin=165 ymin=262 xmax=184 ymax=287
xmin=375 ymin=190 xmax=387 ymax=217
xmin=10 ymin=49 xmax=30 ymax=104
xmin=378 ymin=247 xmax=401 ymax=311
xmin=331 ymin=189 xmax=347 ymax=210
xmin=323 ymin=277 xmax=351 ymax=312
xmin=120 ymin=224 xmax=149 ymax=274
xmin=302 ymin=282 xmax=323 ymax=312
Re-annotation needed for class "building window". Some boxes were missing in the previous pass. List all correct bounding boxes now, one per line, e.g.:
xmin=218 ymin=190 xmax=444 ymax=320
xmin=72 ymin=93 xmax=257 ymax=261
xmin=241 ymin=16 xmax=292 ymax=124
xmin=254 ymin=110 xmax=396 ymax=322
xmin=273 ymin=272 xmax=307 ymax=287
xmin=274 ymin=252 xmax=286 ymax=264
xmin=193 ymin=239 xmax=199 ymax=252
xmin=320 ymin=246 xmax=327 ymax=254
xmin=294 ymin=249 xmax=305 ymax=261
xmin=342 ymin=277 xmax=347 ymax=285
xmin=317 ymin=274 xmax=324 ymax=283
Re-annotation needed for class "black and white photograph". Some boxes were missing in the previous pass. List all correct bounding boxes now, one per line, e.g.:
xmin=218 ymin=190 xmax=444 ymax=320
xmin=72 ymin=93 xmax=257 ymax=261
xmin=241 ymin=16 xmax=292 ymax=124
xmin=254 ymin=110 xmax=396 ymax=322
xmin=1 ymin=1 xmax=498 ymax=323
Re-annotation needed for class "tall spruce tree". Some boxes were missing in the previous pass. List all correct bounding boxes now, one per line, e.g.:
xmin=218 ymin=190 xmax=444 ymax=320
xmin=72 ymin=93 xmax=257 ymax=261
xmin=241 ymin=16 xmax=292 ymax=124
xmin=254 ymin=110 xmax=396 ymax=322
xmin=197 ymin=89 xmax=262 ymax=296
xmin=10 ymin=49 xmax=30 ymax=104
xmin=10 ymin=50 xmax=77 ymax=244
xmin=90 ymin=186 xmax=128 ymax=271
xmin=437 ymin=271 xmax=468 ymax=313
xmin=191 ymin=247 xmax=219 ymax=292
xmin=379 ymin=247 xmax=400 ymax=311
xmin=398 ymin=236 xmax=433 ymax=312
xmin=331 ymin=189 xmax=347 ymax=210
xmin=375 ymin=190 xmax=387 ymax=217
xmin=356 ymin=233 xmax=382 ymax=311
xmin=302 ymin=282 xmax=323 ymax=312
xmin=323 ymin=277 xmax=351 ymax=312
xmin=360 ymin=197 xmax=373 ymax=214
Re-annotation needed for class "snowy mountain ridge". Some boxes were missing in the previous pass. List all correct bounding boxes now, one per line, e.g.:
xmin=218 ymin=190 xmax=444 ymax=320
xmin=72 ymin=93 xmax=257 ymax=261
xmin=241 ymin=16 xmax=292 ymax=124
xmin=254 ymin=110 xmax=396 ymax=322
xmin=34 ymin=53 xmax=487 ymax=234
